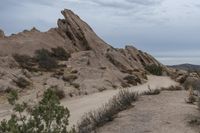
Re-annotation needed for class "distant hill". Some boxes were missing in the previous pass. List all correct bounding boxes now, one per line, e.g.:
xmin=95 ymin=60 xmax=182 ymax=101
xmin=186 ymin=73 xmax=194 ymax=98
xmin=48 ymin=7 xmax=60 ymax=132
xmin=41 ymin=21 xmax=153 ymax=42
xmin=169 ymin=64 xmax=200 ymax=71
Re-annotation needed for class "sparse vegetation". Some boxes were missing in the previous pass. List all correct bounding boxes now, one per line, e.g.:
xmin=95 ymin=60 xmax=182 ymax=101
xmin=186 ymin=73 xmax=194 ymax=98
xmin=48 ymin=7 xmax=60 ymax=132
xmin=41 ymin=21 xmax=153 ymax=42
xmin=185 ymin=86 xmax=197 ymax=105
xmin=145 ymin=64 xmax=163 ymax=76
xmin=70 ymin=82 xmax=80 ymax=89
xmin=13 ymin=54 xmax=36 ymax=70
xmin=98 ymin=87 xmax=107 ymax=92
xmin=63 ymin=74 xmax=78 ymax=82
xmin=186 ymin=95 xmax=196 ymax=104
xmin=77 ymin=89 xmax=138 ymax=133
xmin=162 ymin=85 xmax=183 ymax=91
xmin=144 ymin=85 xmax=161 ymax=95
xmin=123 ymin=75 xmax=141 ymax=85
xmin=50 ymin=86 xmax=66 ymax=100
xmin=183 ymin=78 xmax=200 ymax=90
xmin=0 ymin=89 xmax=75 ymax=133
xmin=35 ymin=49 xmax=58 ymax=70
xmin=13 ymin=76 xmax=31 ymax=89
xmin=121 ymin=82 xmax=130 ymax=88
xmin=51 ymin=47 xmax=71 ymax=61
xmin=13 ymin=47 xmax=70 ymax=71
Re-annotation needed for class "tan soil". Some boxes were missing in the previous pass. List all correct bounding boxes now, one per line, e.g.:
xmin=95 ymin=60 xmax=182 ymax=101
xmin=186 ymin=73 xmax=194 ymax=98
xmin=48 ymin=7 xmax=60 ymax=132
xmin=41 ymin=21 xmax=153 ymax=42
xmin=0 ymin=76 xmax=177 ymax=127
xmin=97 ymin=90 xmax=199 ymax=133
xmin=63 ymin=75 xmax=178 ymax=126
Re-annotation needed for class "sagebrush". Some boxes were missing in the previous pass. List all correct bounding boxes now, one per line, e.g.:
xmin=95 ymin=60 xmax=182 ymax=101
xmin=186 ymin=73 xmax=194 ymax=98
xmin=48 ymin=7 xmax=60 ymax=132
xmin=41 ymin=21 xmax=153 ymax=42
xmin=145 ymin=64 xmax=163 ymax=76
xmin=0 ymin=88 xmax=75 ymax=133
xmin=77 ymin=89 xmax=138 ymax=133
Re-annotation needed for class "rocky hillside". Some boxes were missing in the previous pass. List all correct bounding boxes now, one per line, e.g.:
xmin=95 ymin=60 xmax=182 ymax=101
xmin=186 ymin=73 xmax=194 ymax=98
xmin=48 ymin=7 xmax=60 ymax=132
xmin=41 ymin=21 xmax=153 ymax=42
xmin=0 ymin=9 xmax=163 ymax=97
xmin=170 ymin=64 xmax=200 ymax=71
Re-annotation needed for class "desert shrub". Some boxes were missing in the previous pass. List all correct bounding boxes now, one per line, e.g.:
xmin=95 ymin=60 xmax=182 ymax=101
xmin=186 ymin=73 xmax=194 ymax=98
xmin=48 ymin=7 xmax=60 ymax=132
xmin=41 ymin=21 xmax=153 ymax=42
xmin=144 ymin=89 xmax=161 ymax=95
xmin=35 ymin=49 xmax=58 ymax=70
xmin=186 ymin=95 xmax=196 ymax=104
xmin=186 ymin=87 xmax=197 ymax=104
xmin=13 ymin=54 xmax=36 ymax=70
xmin=121 ymin=82 xmax=130 ymax=88
xmin=71 ymin=69 xmax=78 ymax=74
xmin=145 ymin=64 xmax=163 ymax=76
xmin=51 ymin=47 xmax=71 ymax=61
xmin=144 ymin=86 xmax=161 ymax=95
xmin=13 ymin=77 xmax=31 ymax=89
xmin=100 ymin=67 xmax=107 ymax=70
xmin=70 ymin=82 xmax=80 ymax=89
xmin=178 ymin=75 xmax=188 ymax=84
xmin=98 ymin=87 xmax=107 ymax=92
xmin=188 ymin=119 xmax=200 ymax=126
xmin=0 ymin=89 xmax=75 ymax=133
xmin=50 ymin=86 xmax=66 ymax=100
xmin=112 ymin=84 xmax=118 ymax=89
xmin=162 ymin=85 xmax=183 ymax=91
xmin=184 ymin=78 xmax=200 ymax=91
xmin=63 ymin=74 xmax=78 ymax=82
xmin=123 ymin=75 xmax=141 ymax=85
xmin=77 ymin=89 xmax=138 ymax=133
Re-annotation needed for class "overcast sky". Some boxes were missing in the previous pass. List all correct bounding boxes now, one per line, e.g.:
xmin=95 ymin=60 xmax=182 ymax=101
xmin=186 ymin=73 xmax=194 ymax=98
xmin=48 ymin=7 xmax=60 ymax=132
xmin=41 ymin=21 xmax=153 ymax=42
xmin=0 ymin=0 xmax=200 ymax=65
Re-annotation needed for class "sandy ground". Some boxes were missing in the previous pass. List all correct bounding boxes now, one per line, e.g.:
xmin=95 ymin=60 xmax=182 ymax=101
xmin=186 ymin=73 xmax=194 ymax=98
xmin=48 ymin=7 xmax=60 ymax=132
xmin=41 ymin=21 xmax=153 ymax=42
xmin=97 ymin=90 xmax=199 ymax=133
xmin=63 ymin=75 xmax=178 ymax=126
xmin=0 ymin=75 xmax=178 ymax=127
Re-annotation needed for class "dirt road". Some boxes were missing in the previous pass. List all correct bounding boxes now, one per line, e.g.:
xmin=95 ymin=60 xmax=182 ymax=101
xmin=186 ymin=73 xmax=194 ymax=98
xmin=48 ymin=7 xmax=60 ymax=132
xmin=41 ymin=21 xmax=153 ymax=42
xmin=62 ymin=76 xmax=178 ymax=126
xmin=0 ymin=76 xmax=178 ymax=127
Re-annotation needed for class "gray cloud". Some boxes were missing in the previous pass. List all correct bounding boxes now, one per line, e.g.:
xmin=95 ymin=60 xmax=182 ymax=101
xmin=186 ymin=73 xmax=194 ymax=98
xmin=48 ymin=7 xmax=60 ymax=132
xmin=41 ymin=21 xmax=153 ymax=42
xmin=85 ymin=0 xmax=132 ymax=9
xmin=125 ymin=0 xmax=162 ymax=5
xmin=1 ymin=0 xmax=200 ymax=65
xmin=83 ymin=0 xmax=163 ymax=10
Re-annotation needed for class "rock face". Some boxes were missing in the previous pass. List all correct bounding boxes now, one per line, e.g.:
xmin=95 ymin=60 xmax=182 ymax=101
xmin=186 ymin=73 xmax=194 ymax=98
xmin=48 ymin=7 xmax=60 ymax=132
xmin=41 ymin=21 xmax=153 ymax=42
xmin=0 ymin=9 xmax=164 ymax=96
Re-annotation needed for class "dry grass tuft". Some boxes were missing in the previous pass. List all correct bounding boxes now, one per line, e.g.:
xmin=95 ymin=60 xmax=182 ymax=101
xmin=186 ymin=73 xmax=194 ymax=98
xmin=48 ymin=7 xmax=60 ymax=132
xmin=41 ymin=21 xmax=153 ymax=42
xmin=77 ymin=89 xmax=138 ymax=133
xmin=144 ymin=85 xmax=161 ymax=95
xmin=162 ymin=85 xmax=183 ymax=91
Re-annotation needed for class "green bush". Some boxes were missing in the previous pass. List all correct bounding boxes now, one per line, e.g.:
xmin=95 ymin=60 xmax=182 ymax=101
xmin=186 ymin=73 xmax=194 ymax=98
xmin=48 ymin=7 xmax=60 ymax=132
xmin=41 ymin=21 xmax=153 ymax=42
xmin=145 ymin=64 xmax=163 ymax=76
xmin=35 ymin=49 xmax=58 ymax=70
xmin=51 ymin=47 xmax=71 ymax=61
xmin=0 ymin=89 xmax=75 ymax=133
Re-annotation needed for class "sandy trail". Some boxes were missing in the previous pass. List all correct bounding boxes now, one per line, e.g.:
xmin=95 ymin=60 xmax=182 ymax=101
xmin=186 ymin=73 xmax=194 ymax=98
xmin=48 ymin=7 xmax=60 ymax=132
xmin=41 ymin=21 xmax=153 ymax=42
xmin=62 ymin=76 xmax=178 ymax=126
xmin=97 ymin=90 xmax=199 ymax=133
xmin=0 ymin=76 xmax=177 ymax=127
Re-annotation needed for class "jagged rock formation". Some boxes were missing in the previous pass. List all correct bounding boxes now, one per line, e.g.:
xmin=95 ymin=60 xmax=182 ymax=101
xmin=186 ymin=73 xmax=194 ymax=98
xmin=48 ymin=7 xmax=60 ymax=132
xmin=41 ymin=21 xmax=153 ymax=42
xmin=0 ymin=9 xmax=164 ymax=96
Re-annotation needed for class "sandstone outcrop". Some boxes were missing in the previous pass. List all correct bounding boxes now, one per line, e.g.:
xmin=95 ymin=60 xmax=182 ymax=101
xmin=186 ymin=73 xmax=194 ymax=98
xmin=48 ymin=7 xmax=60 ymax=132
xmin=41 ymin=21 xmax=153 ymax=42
xmin=0 ymin=9 xmax=164 ymax=96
